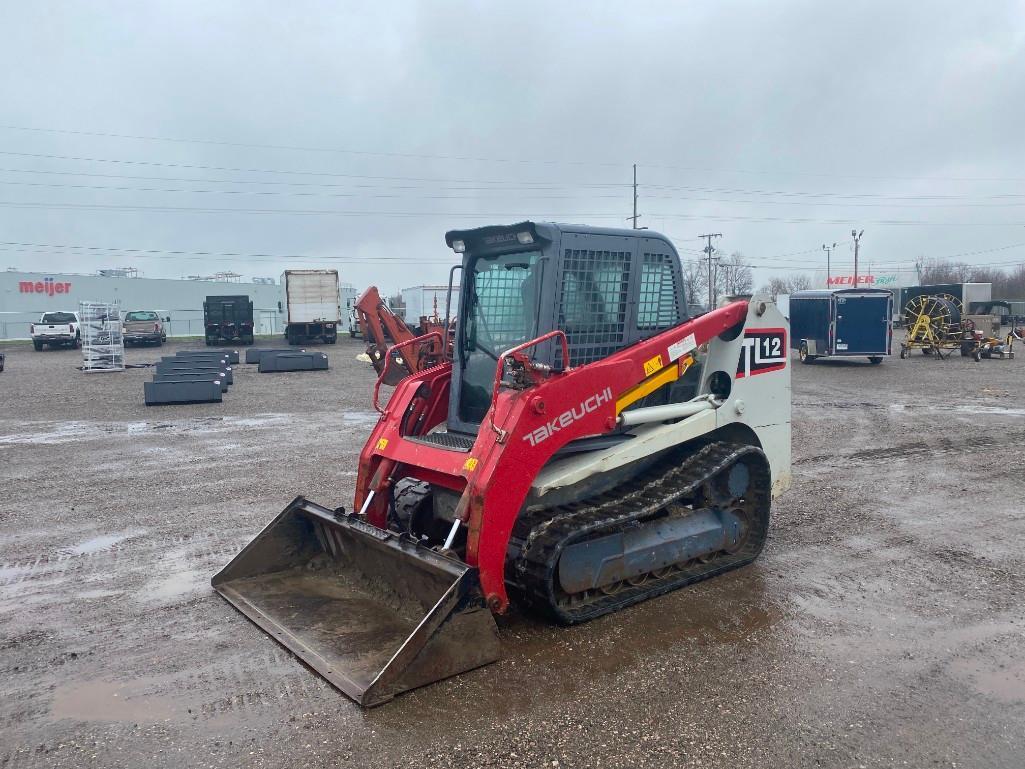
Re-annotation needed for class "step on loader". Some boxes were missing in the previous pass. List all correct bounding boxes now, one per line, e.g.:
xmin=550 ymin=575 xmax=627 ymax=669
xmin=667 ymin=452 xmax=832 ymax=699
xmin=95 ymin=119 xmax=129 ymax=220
xmin=213 ymin=222 xmax=792 ymax=706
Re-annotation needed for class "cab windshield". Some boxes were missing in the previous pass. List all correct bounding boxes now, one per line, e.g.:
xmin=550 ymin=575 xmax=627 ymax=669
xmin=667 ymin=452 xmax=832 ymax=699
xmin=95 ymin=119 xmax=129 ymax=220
xmin=125 ymin=311 xmax=158 ymax=322
xmin=458 ymin=250 xmax=541 ymax=424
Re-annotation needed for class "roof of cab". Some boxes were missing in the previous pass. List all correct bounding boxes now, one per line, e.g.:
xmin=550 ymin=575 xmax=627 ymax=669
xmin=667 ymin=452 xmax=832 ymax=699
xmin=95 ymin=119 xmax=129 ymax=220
xmin=445 ymin=220 xmax=678 ymax=250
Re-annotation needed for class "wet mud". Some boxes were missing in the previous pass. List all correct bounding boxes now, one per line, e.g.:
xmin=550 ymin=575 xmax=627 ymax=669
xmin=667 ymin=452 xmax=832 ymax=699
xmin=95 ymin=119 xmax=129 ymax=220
xmin=1 ymin=337 xmax=1023 ymax=767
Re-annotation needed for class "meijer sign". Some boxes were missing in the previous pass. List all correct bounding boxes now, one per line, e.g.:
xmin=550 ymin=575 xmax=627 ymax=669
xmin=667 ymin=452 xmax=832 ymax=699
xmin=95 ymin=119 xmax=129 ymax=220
xmin=19 ymin=278 xmax=72 ymax=296
xmin=827 ymin=274 xmax=898 ymax=287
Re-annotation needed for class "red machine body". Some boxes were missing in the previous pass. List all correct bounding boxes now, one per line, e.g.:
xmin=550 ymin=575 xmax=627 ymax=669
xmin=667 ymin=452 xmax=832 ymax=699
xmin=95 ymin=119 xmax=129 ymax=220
xmin=355 ymin=300 xmax=749 ymax=612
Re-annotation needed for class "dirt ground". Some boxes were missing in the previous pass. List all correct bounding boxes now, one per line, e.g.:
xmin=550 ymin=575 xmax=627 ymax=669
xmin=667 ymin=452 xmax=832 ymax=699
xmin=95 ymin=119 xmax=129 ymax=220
xmin=1 ymin=336 xmax=1023 ymax=768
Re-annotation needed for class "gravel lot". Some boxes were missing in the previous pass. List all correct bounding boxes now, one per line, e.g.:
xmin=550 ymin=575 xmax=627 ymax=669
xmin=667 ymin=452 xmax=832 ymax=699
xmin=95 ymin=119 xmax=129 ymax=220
xmin=1 ymin=336 xmax=1023 ymax=768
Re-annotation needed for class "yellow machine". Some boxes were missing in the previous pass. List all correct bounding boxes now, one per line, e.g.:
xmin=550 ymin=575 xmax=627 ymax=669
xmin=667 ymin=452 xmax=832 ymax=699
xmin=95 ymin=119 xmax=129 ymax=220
xmin=900 ymin=294 xmax=965 ymax=359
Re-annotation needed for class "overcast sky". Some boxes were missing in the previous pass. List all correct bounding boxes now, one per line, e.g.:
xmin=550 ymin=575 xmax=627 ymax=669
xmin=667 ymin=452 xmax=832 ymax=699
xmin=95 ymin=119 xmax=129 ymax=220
xmin=1 ymin=0 xmax=1024 ymax=292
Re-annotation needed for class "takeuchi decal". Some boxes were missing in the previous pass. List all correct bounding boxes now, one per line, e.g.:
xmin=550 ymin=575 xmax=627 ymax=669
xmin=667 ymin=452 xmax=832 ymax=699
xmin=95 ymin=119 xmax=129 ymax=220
xmin=19 ymin=278 xmax=72 ymax=296
xmin=827 ymin=274 xmax=897 ymax=286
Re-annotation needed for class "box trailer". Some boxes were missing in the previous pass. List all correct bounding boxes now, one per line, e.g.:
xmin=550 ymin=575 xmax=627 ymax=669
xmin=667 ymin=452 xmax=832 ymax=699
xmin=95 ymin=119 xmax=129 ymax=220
xmin=401 ymin=285 xmax=458 ymax=332
xmin=898 ymin=283 xmax=992 ymax=319
xmin=281 ymin=270 xmax=342 ymax=345
xmin=790 ymin=288 xmax=893 ymax=365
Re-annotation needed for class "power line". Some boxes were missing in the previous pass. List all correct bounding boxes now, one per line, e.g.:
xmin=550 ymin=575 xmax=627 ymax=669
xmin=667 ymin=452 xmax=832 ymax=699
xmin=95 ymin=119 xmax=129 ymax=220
xmin=8 ymin=164 xmax=1025 ymax=203
xmin=0 ymin=150 xmax=628 ymax=185
xmin=0 ymin=242 xmax=457 ymax=265
xmin=6 ymin=123 xmax=1025 ymax=183
xmin=4 ymin=198 xmax=1025 ymax=227
xmin=0 ymin=123 xmax=625 ymax=168
xmin=10 ymin=177 xmax=1025 ymax=208
xmin=0 ymin=178 xmax=639 ymax=202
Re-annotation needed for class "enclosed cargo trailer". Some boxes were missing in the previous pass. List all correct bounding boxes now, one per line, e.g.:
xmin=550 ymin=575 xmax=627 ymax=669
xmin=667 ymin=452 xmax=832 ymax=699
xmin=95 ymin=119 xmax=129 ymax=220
xmin=401 ymin=284 xmax=458 ymax=332
xmin=790 ymin=288 xmax=893 ymax=364
xmin=281 ymin=270 xmax=342 ymax=345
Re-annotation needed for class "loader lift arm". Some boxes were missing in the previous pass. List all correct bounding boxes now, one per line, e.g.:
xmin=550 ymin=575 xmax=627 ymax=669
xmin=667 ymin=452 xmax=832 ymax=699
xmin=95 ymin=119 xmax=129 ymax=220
xmin=355 ymin=285 xmax=445 ymax=385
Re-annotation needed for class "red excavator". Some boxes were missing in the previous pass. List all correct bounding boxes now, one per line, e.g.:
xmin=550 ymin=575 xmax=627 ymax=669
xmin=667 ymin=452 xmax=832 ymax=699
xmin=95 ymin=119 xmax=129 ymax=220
xmin=214 ymin=222 xmax=791 ymax=706
xmin=354 ymin=285 xmax=448 ymax=385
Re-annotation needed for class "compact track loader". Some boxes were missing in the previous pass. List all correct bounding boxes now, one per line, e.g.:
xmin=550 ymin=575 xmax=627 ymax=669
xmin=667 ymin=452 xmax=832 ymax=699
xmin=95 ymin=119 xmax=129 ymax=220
xmin=214 ymin=222 xmax=791 ymax=706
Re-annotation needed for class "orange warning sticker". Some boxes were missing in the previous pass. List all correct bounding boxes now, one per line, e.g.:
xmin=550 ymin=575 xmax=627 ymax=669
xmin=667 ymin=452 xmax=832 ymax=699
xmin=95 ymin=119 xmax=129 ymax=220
xmin=643 ymin=354 xmax=664 ymax=377
xmin=463 ymin=457 xmax=479 ymax=472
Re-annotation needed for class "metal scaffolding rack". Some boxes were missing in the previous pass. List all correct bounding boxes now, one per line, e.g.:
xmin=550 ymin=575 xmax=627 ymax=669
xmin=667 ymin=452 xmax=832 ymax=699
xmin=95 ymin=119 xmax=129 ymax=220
xmin=79 ymin=301 xmax=125 ymax=372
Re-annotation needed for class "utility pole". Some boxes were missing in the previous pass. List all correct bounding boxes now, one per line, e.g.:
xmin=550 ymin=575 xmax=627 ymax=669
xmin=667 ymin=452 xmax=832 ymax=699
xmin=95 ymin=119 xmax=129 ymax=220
xmin=851 ymin=229 xmax=864 ymax=286
xmin=628 ymin=164 xmax=640 ymax=229
xmin=699 ymin=233 xmax=722 ymax=308
xmin=822 ymin=242 xmax=837 ymax=287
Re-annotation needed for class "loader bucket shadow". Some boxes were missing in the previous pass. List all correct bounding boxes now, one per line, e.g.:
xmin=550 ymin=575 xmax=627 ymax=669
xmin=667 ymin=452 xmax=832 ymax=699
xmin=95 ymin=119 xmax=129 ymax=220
xmin=212 ymin=497 xmax=501 ymax=707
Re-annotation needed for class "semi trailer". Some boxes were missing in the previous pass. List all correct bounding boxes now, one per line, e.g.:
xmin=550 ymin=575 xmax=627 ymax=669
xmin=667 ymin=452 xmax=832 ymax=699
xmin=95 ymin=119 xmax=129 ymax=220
xmin=281 ymin=269 xmax=342 ymax=345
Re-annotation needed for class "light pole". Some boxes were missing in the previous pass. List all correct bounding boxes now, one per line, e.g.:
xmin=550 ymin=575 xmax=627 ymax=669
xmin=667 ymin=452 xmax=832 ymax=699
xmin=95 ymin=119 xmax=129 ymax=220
xmin=851 ymin=230 xmax=864 ymax=286
xmin=822 ymin=242 xmax=837 ymax=287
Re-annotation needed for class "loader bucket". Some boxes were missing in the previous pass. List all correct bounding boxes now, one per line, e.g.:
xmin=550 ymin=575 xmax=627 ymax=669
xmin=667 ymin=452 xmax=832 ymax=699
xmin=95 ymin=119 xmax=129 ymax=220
xmin=212 ymin=497 xmax=500 ymax=707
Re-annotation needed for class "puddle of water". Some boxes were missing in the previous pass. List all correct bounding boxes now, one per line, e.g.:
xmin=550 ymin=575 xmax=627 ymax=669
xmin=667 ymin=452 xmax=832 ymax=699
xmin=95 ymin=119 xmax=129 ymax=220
xmin=506 ymin=572 xmax=782 ymax=680
xmin=50 ymin=678 xmax=181 ymax=723
xmin=0 ymin=564 xmax=30 ymax=583
xmin=343 ymin=411 xmax=380 ymax=425
xmin=146 ymin=569 xmax=208 ymax=602
xmin=890 ymin=404 xmax=1025 ymax=417
xmin=0 ymin=422 xmax=93 ymax=445
xmin=63 ymin=530 xmax=143 ymax=556
xmin=949 ymin=652 xmax=1025 ymax=704
xmin=0 ymin=413 xmax=294 ymax=446
xmin=220 ymin=414 xmax=290 ymax=429
xmin=77 ymin=588 xmax=124 ymax=600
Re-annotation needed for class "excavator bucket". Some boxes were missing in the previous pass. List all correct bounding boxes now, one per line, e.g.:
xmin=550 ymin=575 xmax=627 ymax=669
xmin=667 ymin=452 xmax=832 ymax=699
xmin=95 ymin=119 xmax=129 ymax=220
xmin=212 ymin=497 xmax=501 ymax=706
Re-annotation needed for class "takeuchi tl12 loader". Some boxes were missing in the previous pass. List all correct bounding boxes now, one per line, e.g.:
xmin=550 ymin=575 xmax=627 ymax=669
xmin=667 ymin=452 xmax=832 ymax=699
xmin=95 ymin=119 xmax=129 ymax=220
xmin=213 ymin=222 xmax=792 ymax=706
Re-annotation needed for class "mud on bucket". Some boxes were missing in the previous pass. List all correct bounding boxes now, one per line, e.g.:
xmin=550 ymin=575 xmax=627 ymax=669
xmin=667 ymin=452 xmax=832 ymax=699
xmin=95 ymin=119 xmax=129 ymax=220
xmin=212 ymin=497 xmax=501 ymax=706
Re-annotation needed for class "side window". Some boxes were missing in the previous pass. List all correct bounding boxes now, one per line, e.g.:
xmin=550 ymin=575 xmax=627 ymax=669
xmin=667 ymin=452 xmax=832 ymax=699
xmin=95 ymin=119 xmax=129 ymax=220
xmin=637 ymin=253 xmax=681 ymax=330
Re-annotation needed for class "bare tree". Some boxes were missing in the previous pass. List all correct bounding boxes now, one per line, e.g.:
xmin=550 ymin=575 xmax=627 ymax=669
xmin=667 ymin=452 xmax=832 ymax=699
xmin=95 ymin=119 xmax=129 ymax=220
xmin=681 ymin=260 xmax=707 ymax=308
xmin=715 ymin=252 xmax=753 ymax=300
xmin=916 ymin=258 xmax=973 ymax=285
xmin=758 ymin=273 xmax=812 ymax=300
xmin=913 ymin=259 xmax=1025 ymax=299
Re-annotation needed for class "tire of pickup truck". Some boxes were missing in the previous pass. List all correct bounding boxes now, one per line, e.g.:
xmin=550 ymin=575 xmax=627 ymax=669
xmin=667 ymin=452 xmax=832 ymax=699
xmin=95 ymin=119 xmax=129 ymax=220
xmin=33 ymin=340 xmax=43 ymax=351
xmin=70 ymin=336 xmax=80 ymax=349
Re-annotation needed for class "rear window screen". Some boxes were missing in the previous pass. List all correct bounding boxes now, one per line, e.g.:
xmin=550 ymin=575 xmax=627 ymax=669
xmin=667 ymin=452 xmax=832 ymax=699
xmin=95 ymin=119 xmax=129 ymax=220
xmin=125 ymin=311 xmax=158 ymax=321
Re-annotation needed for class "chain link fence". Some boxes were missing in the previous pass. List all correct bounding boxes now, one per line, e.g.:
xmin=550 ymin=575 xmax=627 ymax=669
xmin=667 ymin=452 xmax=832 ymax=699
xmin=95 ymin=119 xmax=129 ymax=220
xmin=1 ymin=309 xmax=283 ymax=341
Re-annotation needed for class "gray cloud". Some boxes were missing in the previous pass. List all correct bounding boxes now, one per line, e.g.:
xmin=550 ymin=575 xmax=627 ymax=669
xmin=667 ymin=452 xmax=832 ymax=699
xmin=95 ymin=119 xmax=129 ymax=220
xmin=1 ymin=0 xmax=1023 ymax=291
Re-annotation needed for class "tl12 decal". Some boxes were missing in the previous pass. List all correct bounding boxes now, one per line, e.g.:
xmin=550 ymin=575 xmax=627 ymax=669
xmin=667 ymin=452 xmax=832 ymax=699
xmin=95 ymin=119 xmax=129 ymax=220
xmin=736 ymin=328 xmax=787 ymax=379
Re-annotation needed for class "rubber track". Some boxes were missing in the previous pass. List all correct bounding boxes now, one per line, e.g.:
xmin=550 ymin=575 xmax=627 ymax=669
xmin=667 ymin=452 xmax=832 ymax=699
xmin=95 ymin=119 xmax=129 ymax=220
xmin=506 ymin=441 xmax=772 ymax=624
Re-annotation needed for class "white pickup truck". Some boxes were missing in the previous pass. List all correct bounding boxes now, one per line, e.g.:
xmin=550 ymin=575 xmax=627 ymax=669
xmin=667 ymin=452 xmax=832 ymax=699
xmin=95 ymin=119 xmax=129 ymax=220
xmin=31 ymin=311 xmax=81 ymax=351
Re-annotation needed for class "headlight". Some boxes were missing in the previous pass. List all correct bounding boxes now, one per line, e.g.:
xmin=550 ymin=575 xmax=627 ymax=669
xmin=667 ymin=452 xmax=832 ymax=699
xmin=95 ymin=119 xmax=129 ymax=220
xmin=451 ymin=239 xmax=465 ymax=253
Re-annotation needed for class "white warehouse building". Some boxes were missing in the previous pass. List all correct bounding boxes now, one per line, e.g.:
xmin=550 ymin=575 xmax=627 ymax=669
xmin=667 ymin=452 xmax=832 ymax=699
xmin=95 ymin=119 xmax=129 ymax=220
xmin=0 ymin=269 xmax=356 ymax=340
